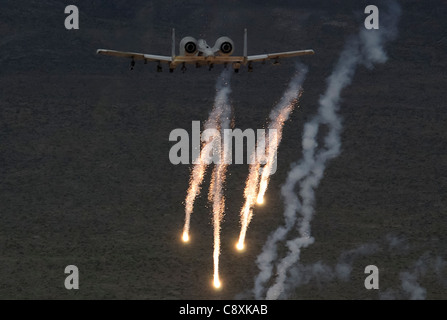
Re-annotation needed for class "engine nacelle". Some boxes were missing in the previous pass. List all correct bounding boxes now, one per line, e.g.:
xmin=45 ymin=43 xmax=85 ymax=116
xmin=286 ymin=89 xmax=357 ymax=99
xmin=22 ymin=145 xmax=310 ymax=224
xmin=179 ymin=37 xmax=198 ymax=56
xmin=213 ymin=36 xmax=234 ymax=56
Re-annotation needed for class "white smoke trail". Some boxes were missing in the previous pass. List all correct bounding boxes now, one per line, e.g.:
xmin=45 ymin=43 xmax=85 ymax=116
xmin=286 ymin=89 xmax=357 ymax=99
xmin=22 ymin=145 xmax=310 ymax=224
xmin=380 ymin=253 xmax=447 ymax=300
xmin=239 ymin=239 xmax=382 ymax=299
xmin=285 ymin=243 xmax=380 ymax=294
xmin=284 ymin=238 xmax=447 ymax=299
xmin=237 ymin=234 xmax=446 ymax=299
xmin=254 ymin=1 xmax=401 ymax=300
xmin=399 ymin=258 xmax=428 ymax=300
xmin=276 ymin=242 xmax=447 ymax=300
xmin=334 ymin=243 xmax=380 ymax=281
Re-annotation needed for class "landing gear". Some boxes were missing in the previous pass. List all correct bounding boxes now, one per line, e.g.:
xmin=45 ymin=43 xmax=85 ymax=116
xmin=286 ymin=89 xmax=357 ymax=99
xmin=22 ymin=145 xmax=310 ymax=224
xmin=157 ymin=62 xmax=162 ymax=72
xmin=234 ymin=68 xmax=239 ymax=73
xmin=273 ymin=57 xmax=280 ymax=65
xmin=208 ymin=63 xmax=214 ymax=71
xmin=248 ymin=62 xmax=253 ymax=72
xmin=181 ymin=62 xmax=186 ymax=73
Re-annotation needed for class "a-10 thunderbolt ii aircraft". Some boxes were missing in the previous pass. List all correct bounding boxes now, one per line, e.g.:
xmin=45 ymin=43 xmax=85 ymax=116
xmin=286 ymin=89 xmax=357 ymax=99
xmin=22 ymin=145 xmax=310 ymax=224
xmin=97 ymin=29 xmax=314 ymax=73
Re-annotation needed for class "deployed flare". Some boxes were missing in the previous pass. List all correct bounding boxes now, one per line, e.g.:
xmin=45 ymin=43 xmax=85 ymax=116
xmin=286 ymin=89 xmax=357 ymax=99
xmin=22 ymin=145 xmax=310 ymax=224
xmin=182 ymin=69 xmax=231 ymax=244
xmin=210 ymin=161 xmax=226 ymax=294
xmin=237 ymin=160 xmax=261 ymax=249
xmin=256 ymin=102 xmax=293 ymax=204
xmin=236 ymin=67 xmax=307 ymax=249
xmin=182 ymin=132 xmax=218 ymax=243
xmin=236 ymin=241 xmax=245 ymax=251
xmin=213 ymin=276 xmax=221 ymax=289
xmin=181 ymin=68 xmax=231 ymax=290
xmin=256 ymin=175 xmax=269 ymax=205
xmin=183 ymin=155 xmax=207 ymax=238
xmin=182 ymin=231 xmax=189 ymax=243
xmin=209 ymin=126 xmax=229 ymax=296
xmin=256 ymin=180 xmax=268 ymax=205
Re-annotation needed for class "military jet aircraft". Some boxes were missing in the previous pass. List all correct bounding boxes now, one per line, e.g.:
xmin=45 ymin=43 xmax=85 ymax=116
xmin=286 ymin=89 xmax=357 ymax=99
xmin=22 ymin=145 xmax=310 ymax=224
xmin=97 ymin=29 xmax=314 ymax=73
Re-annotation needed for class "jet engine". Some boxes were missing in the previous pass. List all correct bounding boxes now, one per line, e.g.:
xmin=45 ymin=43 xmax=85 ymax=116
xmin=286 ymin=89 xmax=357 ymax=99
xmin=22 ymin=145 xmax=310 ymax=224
xmin=179 ymin=37 xmax=198 ymax=56
xmin=213 ymin=37 xmax=234 ymax=55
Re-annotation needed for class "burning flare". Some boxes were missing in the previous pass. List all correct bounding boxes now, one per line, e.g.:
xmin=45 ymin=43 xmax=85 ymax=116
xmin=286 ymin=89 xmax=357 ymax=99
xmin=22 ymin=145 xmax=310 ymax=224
xmin=255 ymin=102 xmax=295 ymax=204
xmin=237 ymin=66 xmax=308 ymax=250
xmin=182 ymin=231 xmax=189 ymax=243
xmin=182 ymin=69 xmax=232 ymax=289
xmin=237 ymin=156 xmax=261 ymax=250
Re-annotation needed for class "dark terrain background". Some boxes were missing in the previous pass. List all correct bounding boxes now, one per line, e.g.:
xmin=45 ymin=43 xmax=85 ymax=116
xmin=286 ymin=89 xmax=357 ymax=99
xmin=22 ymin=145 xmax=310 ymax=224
xmin=0 ymin=0 xmax=446 ymax=299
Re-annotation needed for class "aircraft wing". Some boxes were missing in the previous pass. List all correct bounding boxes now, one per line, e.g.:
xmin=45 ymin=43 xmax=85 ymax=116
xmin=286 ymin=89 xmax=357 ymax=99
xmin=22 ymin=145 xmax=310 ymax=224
xmin=172 ymin=56 xmax=245 ymax=64
xmin=247 ymin=49 xmax=315 ymax=62
xmin=96 ymin=49 xmax=173 ymax=63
